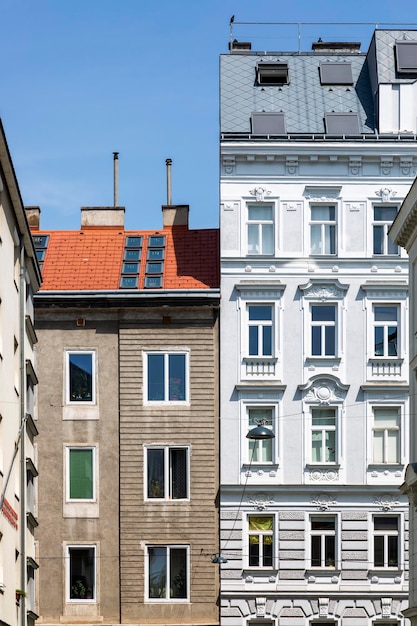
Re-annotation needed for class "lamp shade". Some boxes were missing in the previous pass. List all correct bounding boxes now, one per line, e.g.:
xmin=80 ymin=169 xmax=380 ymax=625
xmin=246 ymin=425 xmax=275 ymax=440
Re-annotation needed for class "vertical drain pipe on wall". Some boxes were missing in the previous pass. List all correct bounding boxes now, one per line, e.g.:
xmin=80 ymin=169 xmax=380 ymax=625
xmin=19 ymin=237 xmax=26 ymax=626
xmin=113 ymin=152 xmax=119 ymax=207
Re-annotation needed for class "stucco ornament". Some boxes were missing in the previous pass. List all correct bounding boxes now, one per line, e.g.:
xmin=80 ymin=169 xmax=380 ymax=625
xmin=373 ymin=494 xmax=400 ymax=511
xmin=300 ymin=375 xmax=349 ymax=405
xmin=319 ymin=597 xmax=329 ymax=617
xmin=247 ymin=492 xmax=275 ymax=510
xmin=310 ymin=468 xmax=339 ymax=481
xmin=299 ymin=279 xmax=348 ymax=301
xmin=375 ymin=187 xmax=397 ymax=202
xmin=381 ymin=597 xmax=392 ymax=617
xmin=249 ymin=186 xmax=271 ymax=202
xmin=255 ymin=597 xmax=266 ymax=617
xmin=311 ymin=493 xmax=337 ymax=510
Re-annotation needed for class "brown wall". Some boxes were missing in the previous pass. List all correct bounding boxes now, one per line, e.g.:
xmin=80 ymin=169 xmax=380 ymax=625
xmin=119 ymin=306 xmax=219 ymax=624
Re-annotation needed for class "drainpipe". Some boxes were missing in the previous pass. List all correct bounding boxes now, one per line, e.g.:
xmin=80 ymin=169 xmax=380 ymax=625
xmin=19 ymin=238 xmax=26 ymax=625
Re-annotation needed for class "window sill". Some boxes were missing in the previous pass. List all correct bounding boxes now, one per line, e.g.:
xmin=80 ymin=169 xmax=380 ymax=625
xmin=306 ymin=463 xmax=340 ymax=469
xmin=368 ymin=463 xmax=403 ymax=469
xmin=306 ymin=566 xmax=340 ymax=573
xmin=305 ymin=356 xmax=341 ymax=363
xmin=369 ymin=567 xmax=402 ymax=573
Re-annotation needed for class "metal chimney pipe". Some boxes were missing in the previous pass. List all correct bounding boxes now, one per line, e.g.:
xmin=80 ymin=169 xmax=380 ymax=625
xmin=113 ymin=152 xmax=119 ymax=207
xmin=166 ymin=158 xmax=172 ymax=205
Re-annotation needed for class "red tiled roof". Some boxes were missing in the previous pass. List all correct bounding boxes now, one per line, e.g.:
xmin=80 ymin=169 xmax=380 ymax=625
xmin=33 ymin=226 xmax=219 ymax=291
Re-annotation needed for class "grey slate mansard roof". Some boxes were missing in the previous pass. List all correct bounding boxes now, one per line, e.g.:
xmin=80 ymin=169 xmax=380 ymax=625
xmin=220 ymin=29 xmax=417 ymax=136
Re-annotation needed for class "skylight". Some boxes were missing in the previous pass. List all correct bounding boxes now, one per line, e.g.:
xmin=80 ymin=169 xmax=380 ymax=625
xmin=251 ymin=112 xmax=286 ymax=135
xmin=319 ymin=62 xmax=353 ymax=85
xmin=396 ymin=41 xmax=417 ymax=73
xmin=324 ymin=112 xmax=361 ymax=135
xmin=256 ymin=62 xmax=289 ymax=85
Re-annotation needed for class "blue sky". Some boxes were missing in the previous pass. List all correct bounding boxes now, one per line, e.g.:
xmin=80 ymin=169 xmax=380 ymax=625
xmin=1 ymin=0 xmax=417 ymax=231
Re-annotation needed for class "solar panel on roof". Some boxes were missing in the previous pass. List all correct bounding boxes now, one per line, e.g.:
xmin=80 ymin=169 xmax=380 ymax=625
xmin=319 ymin=62 xmax=353 ymax=85
xmin=324 ymin=113 xmax=361 ymax=135
xmin=396 ymin=41 xmax=417 ymax=73
xmin=251 ymin=112 xmax=286 ymax=135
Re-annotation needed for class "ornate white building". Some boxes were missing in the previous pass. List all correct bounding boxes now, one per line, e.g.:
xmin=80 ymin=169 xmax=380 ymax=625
xmin=219 ymin=28 xmax=417 ymax=626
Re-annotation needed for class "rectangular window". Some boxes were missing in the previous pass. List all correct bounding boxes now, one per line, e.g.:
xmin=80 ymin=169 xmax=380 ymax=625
xmin=310 ymin=515 xmax=336 ymax=567
xmin=374 ymin=306 xmax=398 ymax=357
xmin=147 ymin=546 xmax=188 ymax=600
xmin=67 ymin=447 xmax=95 ymax=500
xmin=67 ymin=351 xmax=95 ymax=403
xmin=248 ymin=515 xmax=274 ymax=568
xmin=248 ymin=305 xmax=273 ymax=357
xmin=146 ymin=352 xmax=187 ymax=403
xmin=373 ymin=408 xmax=400 ymax=464
xmin=373 ymin=207 xmax=399 ymax=255
xmin=374 ymin=516 xmax=399 ymax=568
xmin=311 ymin=305 xmax=336 ymax=357
xmin=146 ymin=447 xmax=188 ymax=500
xmin=67 ymin=546 xmax=96 ymax=601
xmin=310 ymin=206 xmax=336 ymax=255
xmin=311 ymin=408 xmax=337 ymax=463
xmin=248 ymin=407 xmax=274 ymax=463
xmin=247 ymin=205 xmax=274 ymax=255
xmin=256 ymin=62 xmax=289 ymax=85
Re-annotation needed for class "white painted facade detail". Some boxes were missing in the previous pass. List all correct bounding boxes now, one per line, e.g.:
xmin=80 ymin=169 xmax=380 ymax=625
xmin=220 ymin=28 xmax=416 ymax=626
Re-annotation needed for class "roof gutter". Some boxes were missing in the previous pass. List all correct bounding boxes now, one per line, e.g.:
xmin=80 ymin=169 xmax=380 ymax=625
xmin=34 ymin=289 xmax=221 ymax=308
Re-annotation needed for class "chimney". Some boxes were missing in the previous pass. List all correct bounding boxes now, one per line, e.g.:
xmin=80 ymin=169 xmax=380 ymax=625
xmin=312 ymin=41 xmax=361 ymax=53
xmin=25 ymin=206 xmax=41 ymax=230
xmin=81 ymin=206 xmax=125 ymax=229
xmin=161 ymin=158 xmax=189 ymax=228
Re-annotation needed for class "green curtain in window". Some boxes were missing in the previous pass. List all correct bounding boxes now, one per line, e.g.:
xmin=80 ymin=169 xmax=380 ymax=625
xmin=249 ymin=516 xmax=273 ymax=544
xmin=70 ymin=449 xmax=93 ymax=499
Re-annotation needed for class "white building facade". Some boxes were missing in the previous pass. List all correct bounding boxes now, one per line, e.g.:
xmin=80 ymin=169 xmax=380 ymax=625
xmin=0 ymin=121 xmax=41 ymax=626
xmin=219 ymin=29 xmax=417 ymax=626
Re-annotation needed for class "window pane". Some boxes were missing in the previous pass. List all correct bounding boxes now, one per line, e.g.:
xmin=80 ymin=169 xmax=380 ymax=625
xmin=310 ymin=224 xmax=322 ymax=254
xmin=324 ymin=224 xmax=336 ymax=254
xmin=170 ymin=449 xmax=187 ymax=499
xmin=69 ymin=449 xmax=93 ymax=499
xmin=325 ymin=431 xmax=336 ymax=462
xmin=374 ymin=207 xmax=397 ymax=221
xmin=312 ymin=306 xmax=335 ymax=321
xmin=388 ymin=327 xmax=398 ymax=356
xmin=325 ymin=326 xmax=336 ymax=355
xmin=312 ymin=431 xmax=323 ymax=462
xmin=149 ymin=547 xmax=167 ymax=598
xmin=388 ymin=238 xmax=399 ymax=255
xmin=313 ymin=409 xmax=335 ymax=426
xmin=168 ymin=355 xmax=186 ymax=401
xmin=262 ymin=326 xmax=272 ymax=356
xmin=249 ymin=326 xmax=259 ymax=356
xmin=325 ymin=536 xmax=335 ymax=566
xmin=387 ymin=431 xmax=399 ymax=463
xmin=263 ymin=540 xmax=273 ymax=567
xmin=311 ymin=535 xmax=321 ymax=566
xmin=375 ymin=306 xmax=397 ymax=322
xmin=374 ymin=327 xmax=384 ymax=356
xmin=248 ymin=224 xmax=259 ymax=253
xmin=388 ymin=536 xmax=399 ymax=566
xmin=375 ymin=409 xmax=399 ymax=428
xmin=249 ymin=539 xmax=260 ymax=566
xmin=312 ymin=326 xmax=322 ymax=355
xmin=373 ymin=225 xmax=384 ymax=254
xmin=262 ymin=224 xmax=274 ymax=254
xmin=374 ymin=536 xmax=384 ymax=566
xmin=374 ymin=517 xmax=398 ymax=531
xmin=248 ymin=206 xmax=272 ymax=220
xmin=311 ymin=206 xmax=334 ymax=220
xmin=69 ymin=547 xmax=95 ymax=600
xmin=170 ymin=549 xmax=187 ymax=598
xmin=249 ymin=306 xmax=272 ymax=321
xmin=373 ymin=431 xmax=384 ymax=463
xmin=148 ymin=449 xmax=165 ymax=498
xmin=69 ymin=353 xmax=93 ymax=402
xmin=311 ymin=517 xmax=335 ymax=530
xmin=148 ymin=355 xmax=165 ymax=401
xmin=260 ymin=438 xmax=273 ymax=462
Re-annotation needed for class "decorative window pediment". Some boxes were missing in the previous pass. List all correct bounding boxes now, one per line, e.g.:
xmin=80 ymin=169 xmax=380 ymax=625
xmin=299 ymin=374 xmax=349 ymax=404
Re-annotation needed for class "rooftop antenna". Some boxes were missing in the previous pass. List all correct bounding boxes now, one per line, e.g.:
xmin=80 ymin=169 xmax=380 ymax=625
xmin=113 ymin=152 xmax=119 ymax=207
xmin=166 ymin=158 xmax=172 ymax=205
xmin=229 ymin=15 xmax=234 ymax=49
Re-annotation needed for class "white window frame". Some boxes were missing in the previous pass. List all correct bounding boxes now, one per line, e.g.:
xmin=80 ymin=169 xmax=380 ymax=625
xmin=310 ymin=407 xmax=338 ymax=464
xmin=145 ymin=545 xmax=190 ymax=602
xmin=245 ymin=405 xmax=277 ymax=465
xmin=65 ymin=544 xmax=97 ymax=603
xmin=246 ymin=203 xmax=275 ymax=256
xmin=371 ymin=407 xmax=401 ymax=465
xmin=310 ymin=303 xmax=337 ymax=358
xmin=246 ymin=513 xmax=276 ymax=569
xmin=65 ymin=446 xmax=97 ymax=502
xmin=308 ymin=514 xmax=338 ymax=568
xmin=373 ymin=304 xmax=399 ymax=358
xmin=65 ymin=350 xmax=96 ymax=405
xmin=145 ymin=446 xmax=190 ymax=501
xmin=310 ymin=204 xmax=337 ymax=255
xmin=372 ymin=514 xmax=401 ymax=569
xmin=372 ymin=204 xmax=399 ymax=256
xmin=246 ymin=303 xmax=274 ymax=357
xmin=144 ymin=351 xmax=189 ymax=405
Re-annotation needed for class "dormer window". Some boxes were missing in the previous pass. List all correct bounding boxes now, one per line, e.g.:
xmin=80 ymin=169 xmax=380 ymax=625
xmin=256 ymin=62 xmax=289 ymax=85
xmin=319 ymin=62 xmax=353 ymax=85
xmin=395 ymin=41 xmax=417 ymax=73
